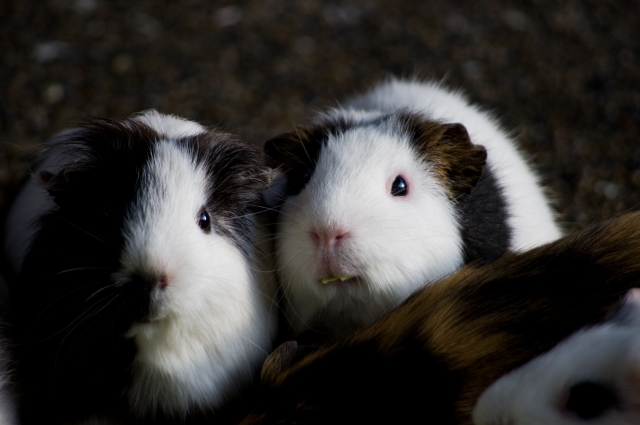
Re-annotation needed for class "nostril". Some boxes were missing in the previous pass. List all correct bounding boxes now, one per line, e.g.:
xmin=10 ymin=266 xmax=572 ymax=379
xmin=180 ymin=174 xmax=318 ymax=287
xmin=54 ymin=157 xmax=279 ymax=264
xmin=329 ymin=231 xmax=350 ymax=247
xmin=334 ymin=232 xmax=348 ymax=241
xmin=157 ymin=275 xmax=169 ymax=290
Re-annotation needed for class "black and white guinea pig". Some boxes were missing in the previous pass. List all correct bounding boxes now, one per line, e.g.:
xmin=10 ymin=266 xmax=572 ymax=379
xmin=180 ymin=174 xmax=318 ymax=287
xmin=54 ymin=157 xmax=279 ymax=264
xmin=3 ymin=110 xmax=278 ymax=424
xmin=264 ymin=78 xmax=561 ymax=336
xmin=473 ymin=288 xmax=640 ymax=425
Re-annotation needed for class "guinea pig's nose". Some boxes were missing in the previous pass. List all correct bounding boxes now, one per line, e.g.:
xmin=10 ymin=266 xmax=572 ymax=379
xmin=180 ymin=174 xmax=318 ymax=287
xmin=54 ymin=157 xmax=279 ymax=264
xmin=310 ymin=228 xmax=350 ymax=248
xmin=130 ymin=272 xmax=169 ymax=291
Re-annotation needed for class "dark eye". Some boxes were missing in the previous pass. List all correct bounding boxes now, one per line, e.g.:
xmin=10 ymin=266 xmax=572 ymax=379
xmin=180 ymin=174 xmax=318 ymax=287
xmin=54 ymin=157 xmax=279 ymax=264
xmin=566 ymin=381 xmax=618 ymax=420
xmin=391 ymin=176 xmax=408 ymax=196
xmin=198 ymin=210 xmax=211 ymax=233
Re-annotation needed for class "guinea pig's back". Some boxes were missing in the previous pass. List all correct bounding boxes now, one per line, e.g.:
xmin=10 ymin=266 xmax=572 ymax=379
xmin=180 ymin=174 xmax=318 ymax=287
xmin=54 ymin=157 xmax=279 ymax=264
xmin=346 ymin=79 xmax=562 ymax=251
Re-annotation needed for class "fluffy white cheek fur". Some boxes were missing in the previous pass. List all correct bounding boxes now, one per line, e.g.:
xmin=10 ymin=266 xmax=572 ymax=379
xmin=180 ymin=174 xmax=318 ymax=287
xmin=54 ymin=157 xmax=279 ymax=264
xmin=473 ymin=324 xmax=640 ymax=425
xmin=277 ymin=129 xmax=463 ymax=332
xmin=121 ymin=142 xmax=276 ymax=416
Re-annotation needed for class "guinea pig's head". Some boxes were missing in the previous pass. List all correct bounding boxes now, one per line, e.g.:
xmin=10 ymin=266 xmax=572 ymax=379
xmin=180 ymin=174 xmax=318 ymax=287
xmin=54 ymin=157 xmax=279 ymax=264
xmin=265 ymin=110 xmax=486 ymax=332
xmin=26 ymin=110 xmax=277 ymax=415
xmin=473 ymin=289 xmax=640 ymax=425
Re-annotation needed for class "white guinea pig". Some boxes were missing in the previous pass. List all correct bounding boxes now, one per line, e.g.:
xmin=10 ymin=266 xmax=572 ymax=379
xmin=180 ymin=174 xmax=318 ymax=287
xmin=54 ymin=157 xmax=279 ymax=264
xmin=3 ymin=110 xmax=278 ymax=424
xmin=265 ymin=79 xmax=562 ymax=337
xmin=473 ymin=288 xmax=640 ymax=425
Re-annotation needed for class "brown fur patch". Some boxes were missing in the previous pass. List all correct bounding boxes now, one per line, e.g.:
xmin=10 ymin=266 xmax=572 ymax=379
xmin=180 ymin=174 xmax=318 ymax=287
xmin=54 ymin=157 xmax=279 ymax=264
xmin=248 ymin=212 xmax=640 ymax=425
xmin=398 ymin=112 xmax=487 ymax=200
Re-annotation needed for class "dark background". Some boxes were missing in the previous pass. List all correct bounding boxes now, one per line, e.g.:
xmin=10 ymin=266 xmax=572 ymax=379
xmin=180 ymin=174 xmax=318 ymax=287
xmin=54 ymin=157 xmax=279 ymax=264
xmin=1 ymin=0 xmax=639 ymax=232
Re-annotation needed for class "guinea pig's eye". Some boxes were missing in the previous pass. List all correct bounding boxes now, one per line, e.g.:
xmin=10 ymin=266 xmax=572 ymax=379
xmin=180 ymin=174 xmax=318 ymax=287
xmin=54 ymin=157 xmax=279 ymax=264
xmin=198 ymin=209 xmax=211 ymax=233
xmin=391 ymin=175 xmax=408 ymax=196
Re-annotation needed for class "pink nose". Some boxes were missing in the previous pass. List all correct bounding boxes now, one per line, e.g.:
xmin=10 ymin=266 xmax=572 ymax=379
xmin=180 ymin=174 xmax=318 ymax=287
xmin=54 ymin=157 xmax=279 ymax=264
xmin=157 ymin=275 xmax=169 ymax=290
xmin=310 ymin=228 xmax=350 ymax=248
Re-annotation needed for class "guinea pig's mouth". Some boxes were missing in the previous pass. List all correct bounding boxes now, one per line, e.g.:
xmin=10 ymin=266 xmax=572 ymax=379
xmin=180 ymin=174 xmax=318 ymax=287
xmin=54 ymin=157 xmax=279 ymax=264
xmin=320 ymin=275 xmax=357 ymax=285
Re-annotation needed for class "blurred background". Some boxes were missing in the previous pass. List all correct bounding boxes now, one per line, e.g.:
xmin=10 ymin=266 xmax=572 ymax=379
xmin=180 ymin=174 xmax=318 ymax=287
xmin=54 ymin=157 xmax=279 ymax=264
xmin=1 ymin=0 xmax=639 ymax=231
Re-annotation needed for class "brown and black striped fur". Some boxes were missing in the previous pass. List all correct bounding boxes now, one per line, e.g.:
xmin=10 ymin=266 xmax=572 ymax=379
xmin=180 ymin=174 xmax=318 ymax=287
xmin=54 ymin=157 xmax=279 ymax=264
xmin=241 ymin=212 xmax=640 ymax=425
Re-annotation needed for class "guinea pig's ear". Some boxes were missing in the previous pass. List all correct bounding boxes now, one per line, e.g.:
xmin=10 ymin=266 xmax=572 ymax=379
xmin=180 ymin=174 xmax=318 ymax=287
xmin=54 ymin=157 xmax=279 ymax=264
xmin=263 ymin=130 xmax=319 ymax=172
xmin=260 ymin=341 xmax=317 ymax=385
xmin=39 ymin=169 xmax=74 ymax=208
xmin=400 ymin=114 xmax=487 ymax=200
xmin=264 ymin=133 xmax=297 ymax=170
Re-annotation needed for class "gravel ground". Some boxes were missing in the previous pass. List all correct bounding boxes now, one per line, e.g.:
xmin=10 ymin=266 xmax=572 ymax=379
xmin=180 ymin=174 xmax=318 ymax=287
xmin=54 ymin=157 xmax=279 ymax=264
xmin=1 ymin=0 xmax=639 ymax=232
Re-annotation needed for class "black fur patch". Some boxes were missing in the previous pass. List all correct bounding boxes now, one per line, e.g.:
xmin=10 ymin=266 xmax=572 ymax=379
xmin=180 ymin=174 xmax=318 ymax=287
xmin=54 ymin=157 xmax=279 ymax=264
xmin=186 ymin=130 xmax=274 ymax=256
xmin=9 ymin=117 xmax=272 ymax=423
xmin=264 ymin=118 xmax=353 ymax=199
xmin=459 ymin=165 xmax=511 ymax=263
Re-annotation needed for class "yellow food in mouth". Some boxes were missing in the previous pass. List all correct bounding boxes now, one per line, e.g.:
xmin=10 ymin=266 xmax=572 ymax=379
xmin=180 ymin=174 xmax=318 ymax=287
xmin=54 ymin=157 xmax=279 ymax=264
xmin=321 ymin=276 xmax=356 ymax=284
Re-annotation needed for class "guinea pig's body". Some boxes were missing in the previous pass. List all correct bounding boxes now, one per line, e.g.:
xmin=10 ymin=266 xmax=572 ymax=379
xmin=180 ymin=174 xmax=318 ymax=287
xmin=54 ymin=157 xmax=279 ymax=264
xmin=473 ymin=289 xmax=640 ymax=425
xmin=240 ymin=212 xmax=640 ymax=425
xmin=3 ymin=111 xmax=277 ymax=424
xmin=266 ymin=79 xmax=561 ymax=336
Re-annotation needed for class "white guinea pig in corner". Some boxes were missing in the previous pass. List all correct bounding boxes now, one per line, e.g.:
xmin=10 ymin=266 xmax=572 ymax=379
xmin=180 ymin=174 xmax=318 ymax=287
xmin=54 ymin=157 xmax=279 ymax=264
xmin=3 ymin=110 xmax=278 ymax=424
xmin=473 ymin=288 xmax=640 ymax=425
xmin=264 ymin=79 xmax=562 ymax=336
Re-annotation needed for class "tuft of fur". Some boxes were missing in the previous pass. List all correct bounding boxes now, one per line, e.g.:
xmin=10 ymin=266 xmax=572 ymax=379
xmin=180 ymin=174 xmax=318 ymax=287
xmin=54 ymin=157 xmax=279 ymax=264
xmin=0 ymin=330 xmax=16 ymax=425
xmin=265 ymin=79 xmax=561 ymax=337
xmin=3 ymin=110 xmax=278 ymax=424
xmin=240 ymin=212 xmax=640 ymax=425
xmin=473 ymin=288 xmax=640 ymax=425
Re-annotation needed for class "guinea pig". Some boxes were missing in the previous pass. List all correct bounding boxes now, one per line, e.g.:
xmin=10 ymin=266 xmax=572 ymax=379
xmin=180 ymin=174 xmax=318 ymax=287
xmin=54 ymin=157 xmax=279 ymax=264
xmin=2 ymin=110 xmax=278 ymax=424
xmin=473 ymin=288 xmax=640 ymax=425
xmin=264 ymin=78 xmax=561 ymax=337
xmin=239 ymin=212 xmax=640 ymax=425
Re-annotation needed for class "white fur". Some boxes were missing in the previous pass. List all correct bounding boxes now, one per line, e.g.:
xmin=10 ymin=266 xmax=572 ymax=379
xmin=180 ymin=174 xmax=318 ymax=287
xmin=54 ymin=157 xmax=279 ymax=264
xmin=122 ymin=140 xmax=277 ymax=415
xmin=132 ymin=109 xmax=205 ymax=139
xmin=276 ymin=79 xmax=561 ymax=335
xmin=473 ymin=293 xmax=640 ymax=425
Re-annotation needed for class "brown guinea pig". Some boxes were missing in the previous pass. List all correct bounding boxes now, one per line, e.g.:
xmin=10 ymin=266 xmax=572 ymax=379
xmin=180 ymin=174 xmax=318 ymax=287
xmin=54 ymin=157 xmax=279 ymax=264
xmin=239 ymin=212 xmax=640 ymax=425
